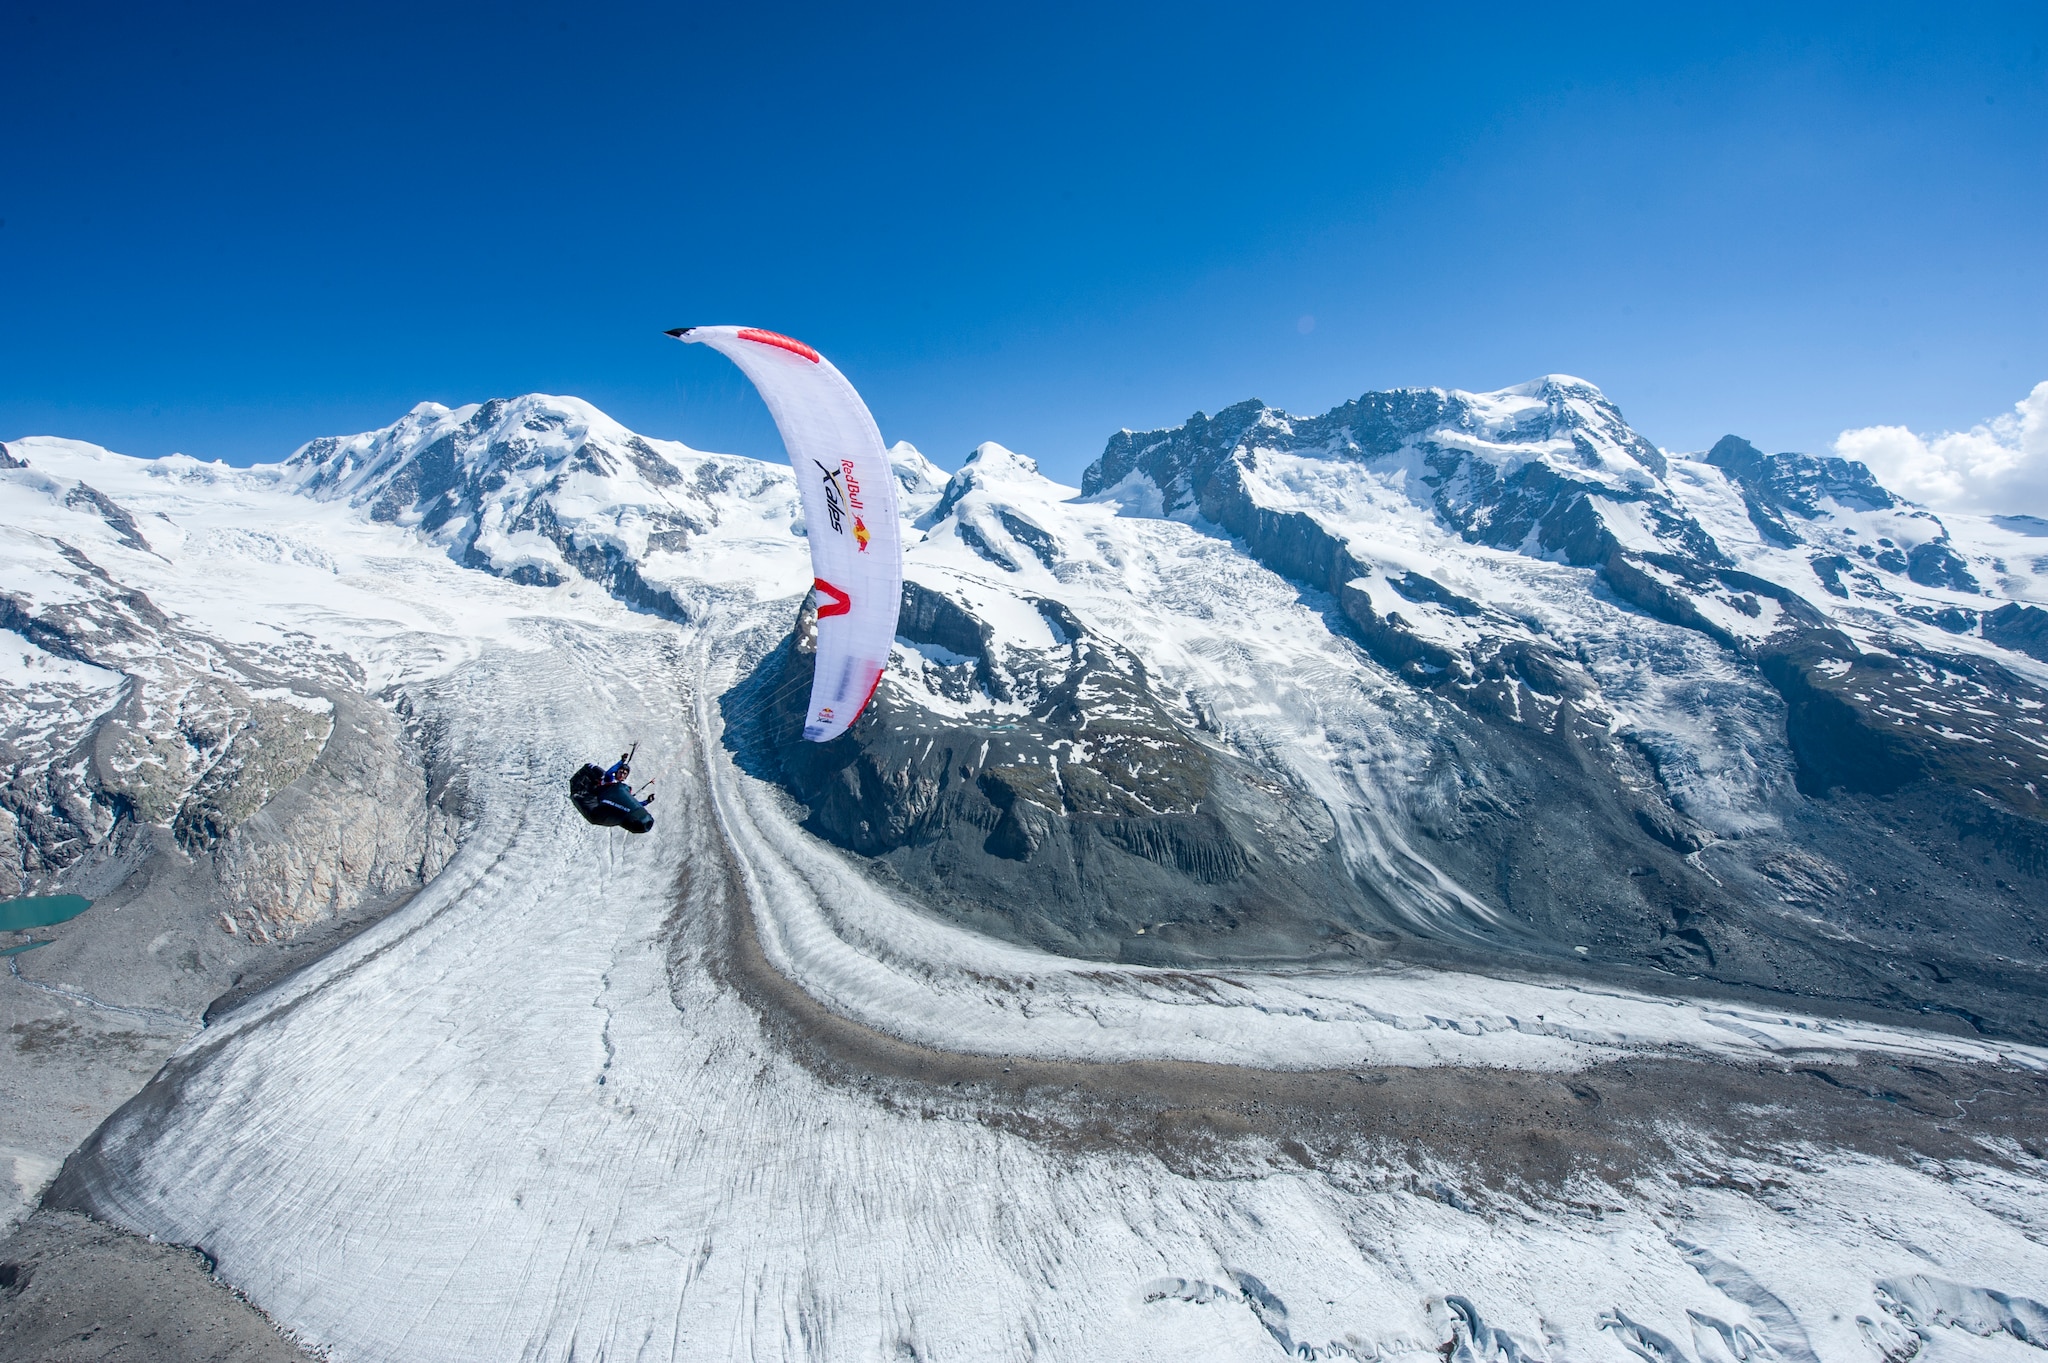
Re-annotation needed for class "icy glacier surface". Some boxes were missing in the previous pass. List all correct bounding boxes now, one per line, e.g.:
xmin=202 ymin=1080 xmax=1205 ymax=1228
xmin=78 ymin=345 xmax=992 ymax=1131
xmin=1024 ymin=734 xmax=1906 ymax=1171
xmin=7 ymin=414 xmax=2048 ymax=1363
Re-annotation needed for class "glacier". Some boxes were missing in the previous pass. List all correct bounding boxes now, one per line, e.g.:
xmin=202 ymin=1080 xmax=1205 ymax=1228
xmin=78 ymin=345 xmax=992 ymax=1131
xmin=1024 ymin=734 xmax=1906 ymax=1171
xmin=3 ymin=380 xmax=2047 ymax=1361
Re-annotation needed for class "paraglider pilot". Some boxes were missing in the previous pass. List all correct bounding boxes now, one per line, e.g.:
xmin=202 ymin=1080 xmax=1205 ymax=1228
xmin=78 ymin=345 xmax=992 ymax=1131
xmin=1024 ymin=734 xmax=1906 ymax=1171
xmin=602 ymin=753 xmax=654 ymax=807
xmin=571 ymin=746 xmax=655 ymax=834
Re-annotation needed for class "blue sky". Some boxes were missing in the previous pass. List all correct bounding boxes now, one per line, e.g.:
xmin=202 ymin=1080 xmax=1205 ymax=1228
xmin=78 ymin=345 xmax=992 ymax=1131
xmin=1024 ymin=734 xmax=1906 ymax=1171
xmin=3 ymin=1 xmax=2044 ymax=483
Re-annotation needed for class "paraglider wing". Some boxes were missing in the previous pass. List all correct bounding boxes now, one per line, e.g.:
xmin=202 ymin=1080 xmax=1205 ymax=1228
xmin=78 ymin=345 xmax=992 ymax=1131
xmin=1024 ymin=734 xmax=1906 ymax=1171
xmin=669 ymin=326 xmax=903 ymax=742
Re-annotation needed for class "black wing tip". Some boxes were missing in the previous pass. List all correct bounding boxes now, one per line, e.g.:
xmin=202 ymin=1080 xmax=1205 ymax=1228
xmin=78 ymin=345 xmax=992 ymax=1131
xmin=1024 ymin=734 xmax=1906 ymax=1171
xmin=663 ymin=327 xmax=694 ymax=338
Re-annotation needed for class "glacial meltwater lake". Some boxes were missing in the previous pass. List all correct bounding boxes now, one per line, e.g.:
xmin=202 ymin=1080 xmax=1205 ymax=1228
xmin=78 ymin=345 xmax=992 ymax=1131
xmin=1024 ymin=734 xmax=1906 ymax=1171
xmin=0 ymin=893 xmax=94 ymax=932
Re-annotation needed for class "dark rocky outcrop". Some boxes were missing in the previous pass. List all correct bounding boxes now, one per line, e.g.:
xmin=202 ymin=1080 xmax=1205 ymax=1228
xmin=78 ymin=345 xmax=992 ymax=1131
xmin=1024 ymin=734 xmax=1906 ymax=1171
xmin=62 ymin=484 xmax=152 ymax=555
xmin=1705 ymin=434 xmax=1980 ymax=594
xmin=1703 ymin=434 xmax=1897 ymax=516
xmin=1906 ymin=539 xmax=1981 ymax=593
xmin=1983 ymin=602 xmax=2048 ymax=662
xmin=724 ymin=588 xmax=1401 ymax=966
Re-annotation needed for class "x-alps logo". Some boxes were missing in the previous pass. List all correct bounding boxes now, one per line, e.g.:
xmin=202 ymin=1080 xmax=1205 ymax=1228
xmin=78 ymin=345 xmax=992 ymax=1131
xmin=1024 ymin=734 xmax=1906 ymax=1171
xmin=813 ymin=460 xmax=848 ymax=534
xmin=812 ymin=458 xmax=871 ymax=551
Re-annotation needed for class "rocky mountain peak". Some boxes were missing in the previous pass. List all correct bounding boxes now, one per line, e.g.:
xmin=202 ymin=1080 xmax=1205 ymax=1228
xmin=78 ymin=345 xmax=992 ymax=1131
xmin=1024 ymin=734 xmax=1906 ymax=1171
xmin=959 ymin=440 xmax=1042 ymax=479
xmin=280 ymin=393 xmax=680 ymax=510
xmin=1498 ymin=372 xmax=1604 ymax=397
xmin=273 ymin=393 xmax=795 ymax=610
xmin=924 ymin=441 xmax=1070 ymax=543
xmin=1080 ymin=376 xmax=1670 ymax=512
xmin=1699 ymin=432 xmax=1978 ymax=592
xmin=887 ymin=441 xmax=950 ymax=520
xmin=1704 ymin=432 xmax=1898 ymax=517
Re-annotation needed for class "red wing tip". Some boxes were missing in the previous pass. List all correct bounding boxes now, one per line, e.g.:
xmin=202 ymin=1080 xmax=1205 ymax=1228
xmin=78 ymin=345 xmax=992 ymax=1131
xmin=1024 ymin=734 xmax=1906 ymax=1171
xmin=736 ymin=328 xmax=822 ymax=364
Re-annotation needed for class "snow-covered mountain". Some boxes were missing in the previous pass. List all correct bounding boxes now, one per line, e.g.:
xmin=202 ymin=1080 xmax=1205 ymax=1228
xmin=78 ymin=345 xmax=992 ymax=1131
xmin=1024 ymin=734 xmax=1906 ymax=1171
xmin=1082 ymin=374 xmax=2042 ymax=790
xmin=717 ymin=379 xmax=2048 ymax=1038
xmin=278 ymin=394 xmax=800 ymax=614
xmin=6 ymin=386 xmax=2048 ymax=1363
xmin=11 ymin=378 xmax=2047 ymax=1033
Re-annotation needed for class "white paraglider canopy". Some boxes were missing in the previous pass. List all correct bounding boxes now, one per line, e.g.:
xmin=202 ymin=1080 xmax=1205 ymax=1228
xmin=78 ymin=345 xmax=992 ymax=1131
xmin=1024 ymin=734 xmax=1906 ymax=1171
xmin=668 ymin=325 xmax=903 ymax=742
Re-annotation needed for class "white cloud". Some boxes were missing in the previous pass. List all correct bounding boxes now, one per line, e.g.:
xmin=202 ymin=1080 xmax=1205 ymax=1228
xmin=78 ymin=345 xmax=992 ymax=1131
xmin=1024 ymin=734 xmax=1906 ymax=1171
xmin=1835 ymin=379 xmax=2048 ymax=516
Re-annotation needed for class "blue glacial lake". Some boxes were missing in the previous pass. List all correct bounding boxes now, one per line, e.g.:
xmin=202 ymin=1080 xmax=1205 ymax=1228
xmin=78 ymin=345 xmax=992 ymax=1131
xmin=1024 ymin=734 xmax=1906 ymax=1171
xmin=0 ymin=894 xmax=94 ymax=932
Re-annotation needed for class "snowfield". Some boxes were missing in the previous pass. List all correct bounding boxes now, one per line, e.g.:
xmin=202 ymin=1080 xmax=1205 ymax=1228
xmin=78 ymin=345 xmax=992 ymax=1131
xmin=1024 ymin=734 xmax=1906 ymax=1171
xmin=7 ymin=408 xmax=2048 ymax=1362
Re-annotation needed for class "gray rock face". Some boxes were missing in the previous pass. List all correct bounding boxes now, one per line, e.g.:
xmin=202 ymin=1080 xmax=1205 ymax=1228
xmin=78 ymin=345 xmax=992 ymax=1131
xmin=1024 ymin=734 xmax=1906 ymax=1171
xmin=1984 ymin=602 xmax=2048 ymax=662
xmin=0 ymin=523 xmax=455 ymax=939
xmin=1704 ymin=433 xmax=1896 ymax=518
xmin=210 ymin=689 xmax=458 ymax=938
xmin=61 ymin=483 xmax=153 ymax=556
